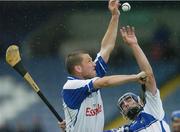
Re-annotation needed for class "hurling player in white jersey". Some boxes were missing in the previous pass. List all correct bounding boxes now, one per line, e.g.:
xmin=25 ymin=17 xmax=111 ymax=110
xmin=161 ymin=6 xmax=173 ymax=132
xmin=60 ymin=1 xmax=147 ymax=132
xmin=104 ymin=26 xmax=171 ymax=132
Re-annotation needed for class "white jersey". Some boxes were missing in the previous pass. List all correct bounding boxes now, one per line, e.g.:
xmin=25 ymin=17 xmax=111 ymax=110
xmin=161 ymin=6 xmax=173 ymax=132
xmin=107 ymin=90 xmax=171 ymax=132
xmin=62 ymin=53 xmax=107 ymax=132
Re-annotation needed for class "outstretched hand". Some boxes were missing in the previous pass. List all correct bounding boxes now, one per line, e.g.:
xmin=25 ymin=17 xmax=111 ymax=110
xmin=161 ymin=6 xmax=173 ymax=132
xmin=108 ymin=0 xmax=120 ymax=16
xmin=120 ymin=26 xmax=138 ymax=46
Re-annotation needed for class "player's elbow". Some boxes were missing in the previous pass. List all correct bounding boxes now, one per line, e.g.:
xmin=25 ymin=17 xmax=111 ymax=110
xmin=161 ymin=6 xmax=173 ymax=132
xmin=146 ymin=72 xmax=154 ymax=80
xmin=144 ymin=67 xmax=154 ymax=77
xmin=100 ymin=44 xmax=114 ymax=55
xmin=145 ymin=72 xmax=157 ymax=92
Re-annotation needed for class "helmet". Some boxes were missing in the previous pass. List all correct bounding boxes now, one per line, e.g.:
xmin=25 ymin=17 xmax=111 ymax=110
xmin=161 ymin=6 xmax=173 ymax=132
xmin=171 ymin=110 xmax=180 ymax=121
xmin=117 ymin=92 xmax=143 ymax=120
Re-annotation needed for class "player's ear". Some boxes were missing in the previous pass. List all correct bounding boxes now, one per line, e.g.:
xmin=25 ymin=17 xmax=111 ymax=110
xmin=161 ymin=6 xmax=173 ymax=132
xmin=74 ymin=65 xmax=82 ymax=73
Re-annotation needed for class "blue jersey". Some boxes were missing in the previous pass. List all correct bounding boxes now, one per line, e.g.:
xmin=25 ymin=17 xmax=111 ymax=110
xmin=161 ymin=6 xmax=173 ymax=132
xmin=105 ymin=90 xmax=171 ymax=132
xmin=62 ymin=53 xmax=107 ymax=132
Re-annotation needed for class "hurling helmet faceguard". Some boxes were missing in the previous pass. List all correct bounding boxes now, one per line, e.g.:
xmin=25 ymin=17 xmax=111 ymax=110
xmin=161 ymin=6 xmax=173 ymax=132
xmin=117 ymin=92 xmax=143 ymax=120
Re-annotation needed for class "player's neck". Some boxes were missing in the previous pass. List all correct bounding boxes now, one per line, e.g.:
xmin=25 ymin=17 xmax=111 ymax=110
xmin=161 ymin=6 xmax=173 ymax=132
xmin=71 ymin=73 xmax=84 ymax=80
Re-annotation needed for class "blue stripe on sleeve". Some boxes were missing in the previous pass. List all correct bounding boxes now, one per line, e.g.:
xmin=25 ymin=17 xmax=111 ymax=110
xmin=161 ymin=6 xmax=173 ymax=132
xmin=88 ymin=80 xmax=98 ymax=92
xmin=95 ymin=55 xmax=108 ymax=77
xmin=160 ymin=121 xmax=166 ymax=132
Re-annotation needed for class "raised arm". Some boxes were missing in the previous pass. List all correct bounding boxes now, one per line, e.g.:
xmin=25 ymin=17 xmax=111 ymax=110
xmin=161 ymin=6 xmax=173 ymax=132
xmin=120 ymin=26 xmax=157 ymax=95
xmin=93 ymin=71 xmax=146 ymax=89
xmin=99 ymin=0 xmax=120 ymax=63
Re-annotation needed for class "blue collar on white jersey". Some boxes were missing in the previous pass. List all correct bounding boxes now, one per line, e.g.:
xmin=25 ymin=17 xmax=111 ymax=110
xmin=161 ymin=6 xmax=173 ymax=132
xmin=67 ymin=76 xmax=81 ymax=80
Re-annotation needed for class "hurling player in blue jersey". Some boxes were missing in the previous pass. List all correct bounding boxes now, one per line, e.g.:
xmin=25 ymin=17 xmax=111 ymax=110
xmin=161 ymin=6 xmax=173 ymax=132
xmin=104 ymin=26 xmax=171 ymax=132
xmin=60 ymin=1 xmax=147 ymax=132
xmin=171 ymin=110 xmax=180 ymax=132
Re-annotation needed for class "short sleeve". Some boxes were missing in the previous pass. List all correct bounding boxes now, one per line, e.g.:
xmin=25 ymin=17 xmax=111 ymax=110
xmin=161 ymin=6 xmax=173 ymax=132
xmin=62 ymin=77 xmax=99 ymax=109
xmin=94 ymin=53 xmax=108 ymax=77
xmin=144 ymin=89 xmax=165 ymax=120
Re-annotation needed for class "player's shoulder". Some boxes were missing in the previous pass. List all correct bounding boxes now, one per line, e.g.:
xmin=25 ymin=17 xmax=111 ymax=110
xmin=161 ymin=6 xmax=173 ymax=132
xmin=63 ymin=79 xmax=91 ymax=90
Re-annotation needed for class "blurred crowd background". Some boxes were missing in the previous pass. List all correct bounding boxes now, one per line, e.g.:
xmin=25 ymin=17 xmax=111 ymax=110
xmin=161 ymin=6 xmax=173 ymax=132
xmin=0 ymin=1 xmax=179 ymax=132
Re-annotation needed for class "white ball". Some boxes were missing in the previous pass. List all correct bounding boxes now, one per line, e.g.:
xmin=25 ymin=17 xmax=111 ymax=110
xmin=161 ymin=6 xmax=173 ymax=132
xmin=122 ymin=2 xmax=131 ymax=12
